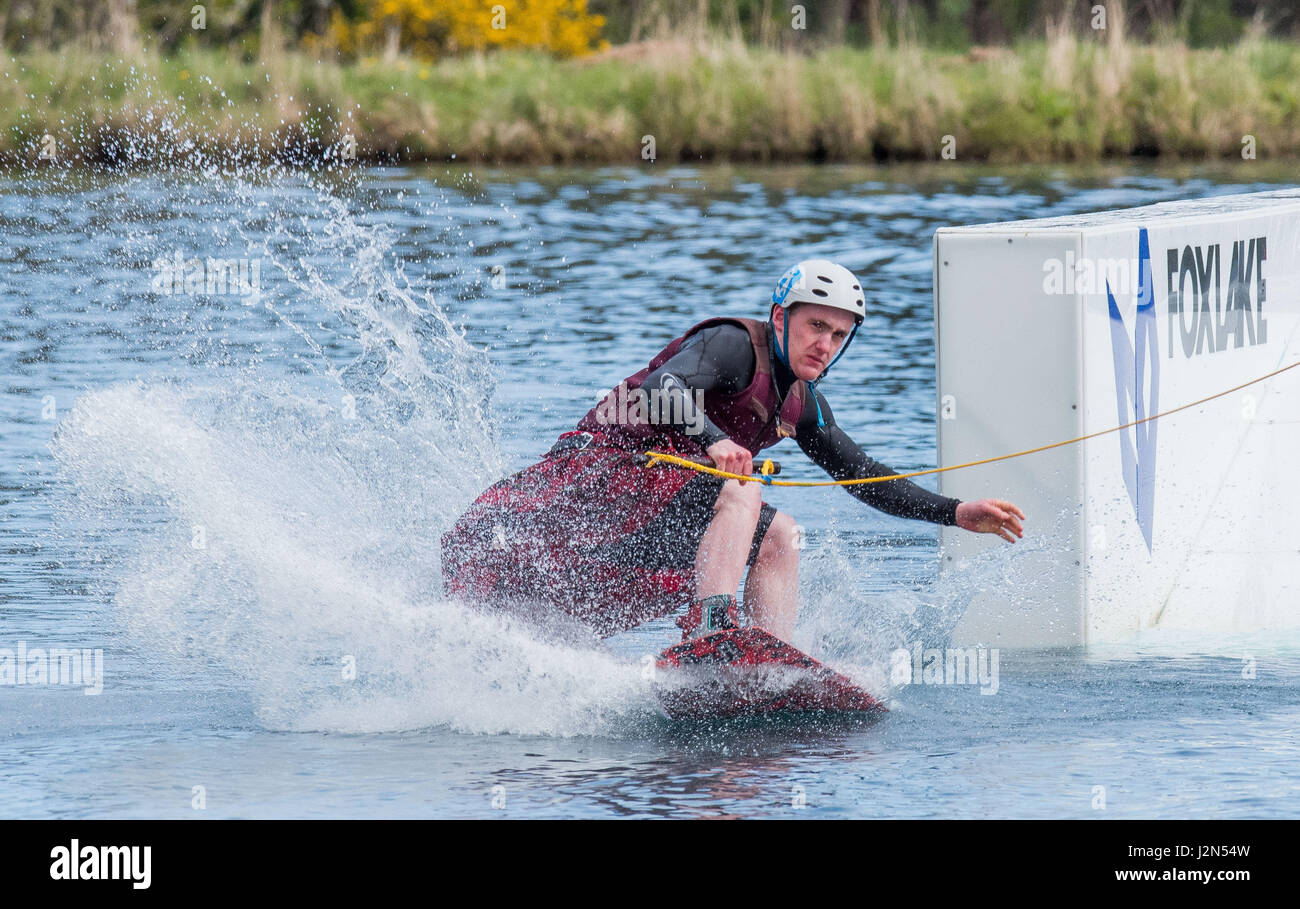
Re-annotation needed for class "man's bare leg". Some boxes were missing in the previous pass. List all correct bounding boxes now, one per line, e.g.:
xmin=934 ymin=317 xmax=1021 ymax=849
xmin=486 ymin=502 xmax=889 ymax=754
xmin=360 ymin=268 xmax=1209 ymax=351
xmin=743 ymin=511 xmax=799 ymax=640
xmin=693 ymin=479 xmax=761 ymax=600
xmin=692 ymin=479 xmax=800 ymax=641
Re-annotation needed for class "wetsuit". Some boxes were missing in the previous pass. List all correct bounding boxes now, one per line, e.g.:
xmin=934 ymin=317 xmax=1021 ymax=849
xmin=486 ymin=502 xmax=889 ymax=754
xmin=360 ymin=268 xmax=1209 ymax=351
xmin=639 ymin=321 xmax=961 ymax=528
xmin=441 ymin=317 xmax=961 ymax=637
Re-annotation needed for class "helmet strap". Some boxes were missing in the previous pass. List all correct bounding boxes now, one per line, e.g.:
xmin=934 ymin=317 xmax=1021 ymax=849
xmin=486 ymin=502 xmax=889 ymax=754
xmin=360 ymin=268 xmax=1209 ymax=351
xmin=771 ymin=307 xmax=793 ymax=369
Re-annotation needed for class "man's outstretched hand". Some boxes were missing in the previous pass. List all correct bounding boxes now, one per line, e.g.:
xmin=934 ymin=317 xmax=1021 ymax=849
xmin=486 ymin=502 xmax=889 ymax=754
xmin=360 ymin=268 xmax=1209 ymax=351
xmin=956 ymin=499 xmax=1026 ymax=543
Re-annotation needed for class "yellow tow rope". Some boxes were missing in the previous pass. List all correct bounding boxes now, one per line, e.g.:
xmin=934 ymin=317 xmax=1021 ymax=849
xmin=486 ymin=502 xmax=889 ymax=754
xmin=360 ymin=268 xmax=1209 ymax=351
xmin=642 ymin=358 xmax=1300 ymax=487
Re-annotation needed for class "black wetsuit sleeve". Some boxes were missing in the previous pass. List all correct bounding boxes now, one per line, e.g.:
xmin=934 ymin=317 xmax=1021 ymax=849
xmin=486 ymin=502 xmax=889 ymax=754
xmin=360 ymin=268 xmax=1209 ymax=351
xmin=796 ymin=388 xmax=962 ymax=526
xmin=639 ymin=324 xmax=755 ymax=449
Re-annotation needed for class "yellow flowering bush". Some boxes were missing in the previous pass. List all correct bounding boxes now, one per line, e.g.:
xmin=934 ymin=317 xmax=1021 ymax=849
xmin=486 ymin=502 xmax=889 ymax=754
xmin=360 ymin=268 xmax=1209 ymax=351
xmin=332 ymin=0 xmax=606 ymax=60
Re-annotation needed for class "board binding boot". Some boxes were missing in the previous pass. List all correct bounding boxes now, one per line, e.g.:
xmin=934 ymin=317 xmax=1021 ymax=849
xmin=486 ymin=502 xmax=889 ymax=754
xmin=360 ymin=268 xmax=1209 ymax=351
xmin=675 ymin=593 xmax=741 ymax=641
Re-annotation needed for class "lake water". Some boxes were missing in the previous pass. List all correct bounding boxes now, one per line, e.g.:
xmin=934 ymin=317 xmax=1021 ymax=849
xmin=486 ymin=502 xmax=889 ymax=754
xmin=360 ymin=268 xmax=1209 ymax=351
xmin=3 ymin=159 xmax=1298 ymax=818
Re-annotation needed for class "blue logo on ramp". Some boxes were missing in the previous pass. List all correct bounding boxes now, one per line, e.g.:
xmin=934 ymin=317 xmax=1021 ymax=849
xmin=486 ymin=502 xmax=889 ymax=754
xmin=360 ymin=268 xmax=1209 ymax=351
xmin=1107 ymin=227 xmax=1159 ymax=552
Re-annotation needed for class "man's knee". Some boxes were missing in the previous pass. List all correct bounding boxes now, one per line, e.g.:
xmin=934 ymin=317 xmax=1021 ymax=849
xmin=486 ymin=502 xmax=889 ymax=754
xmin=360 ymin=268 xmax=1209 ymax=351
xmin=756 ymin=511 xmax=800 ymax=564
xmin=713 ymin=478 xmax=762 ymax=523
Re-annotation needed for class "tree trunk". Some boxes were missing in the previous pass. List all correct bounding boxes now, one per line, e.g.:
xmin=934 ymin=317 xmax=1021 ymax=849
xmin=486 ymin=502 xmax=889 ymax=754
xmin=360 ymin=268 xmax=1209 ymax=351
xmin=628 ymin=0 xmax=645 ymax=43
xmin=826 ymin=0 xmax=849 ymax=44
xmin=1108 ymin=0 xmax=1126 ymax=48
xmin=110 ymin=0 xmax=139 ymax=56
xmin=260 ymin=0 xmax=283 ymax=62
xmin=725 ymin=0 xmax=743 ymax=42
xmin=36 ymin=0 xmax=55 ymax=49
xmin=867 ymin=0 xmax=884 ymax=47
xmin=757 ymin=0 xmax=773 ymax=47
xmin=893 ymin=0 xmax=910 ymax=43
xmin=967 ymin=0 xmax=1005 ymax=45
xmin=384 ymin=19 xmax=400 ymax=61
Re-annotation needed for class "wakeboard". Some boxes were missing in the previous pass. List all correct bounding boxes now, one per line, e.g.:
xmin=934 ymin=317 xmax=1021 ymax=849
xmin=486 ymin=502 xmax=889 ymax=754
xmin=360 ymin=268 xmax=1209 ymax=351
xmin=654 ymin=626 xmax=887 ymax=720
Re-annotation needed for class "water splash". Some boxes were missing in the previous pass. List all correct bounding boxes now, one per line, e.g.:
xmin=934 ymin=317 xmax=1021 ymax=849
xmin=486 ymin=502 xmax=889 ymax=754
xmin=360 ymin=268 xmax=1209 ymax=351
xmin=41 ymin=135 xmax=668 ymax=735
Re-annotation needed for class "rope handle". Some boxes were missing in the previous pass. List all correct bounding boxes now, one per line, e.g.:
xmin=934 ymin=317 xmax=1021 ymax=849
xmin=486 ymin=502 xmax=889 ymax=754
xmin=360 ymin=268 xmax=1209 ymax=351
xmin=634 ymin=452 xmax=782 ymax=484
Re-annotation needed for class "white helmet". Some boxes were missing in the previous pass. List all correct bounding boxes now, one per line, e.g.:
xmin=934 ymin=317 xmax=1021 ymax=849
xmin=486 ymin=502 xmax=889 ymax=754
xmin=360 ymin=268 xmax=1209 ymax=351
xmin=769 ymin=259 xmax=865 ymax=415
xmin=770 ymin=259 xmax=866 ymax=325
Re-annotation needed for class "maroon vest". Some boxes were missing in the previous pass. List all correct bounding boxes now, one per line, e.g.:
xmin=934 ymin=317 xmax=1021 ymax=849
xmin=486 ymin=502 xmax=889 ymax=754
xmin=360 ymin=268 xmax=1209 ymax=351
xmin=575 ymin=317 xmax=809 ymax=455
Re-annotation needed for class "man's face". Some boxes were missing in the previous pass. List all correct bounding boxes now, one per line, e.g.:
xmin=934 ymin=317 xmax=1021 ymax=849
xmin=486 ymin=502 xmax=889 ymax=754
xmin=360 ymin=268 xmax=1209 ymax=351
xmin=772 ymin=302 xmax=858 ymax=382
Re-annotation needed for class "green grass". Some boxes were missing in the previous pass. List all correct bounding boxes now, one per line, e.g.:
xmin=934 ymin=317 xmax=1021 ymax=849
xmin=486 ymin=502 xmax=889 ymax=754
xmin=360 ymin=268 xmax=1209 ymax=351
xmin=3 ymin=38 xmax=1300 ymax=166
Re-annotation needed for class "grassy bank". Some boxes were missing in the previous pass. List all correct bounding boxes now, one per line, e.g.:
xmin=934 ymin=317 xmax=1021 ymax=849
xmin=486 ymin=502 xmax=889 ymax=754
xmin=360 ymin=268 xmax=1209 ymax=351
xmin=3 ymin=37 xmax=1299 ymax=166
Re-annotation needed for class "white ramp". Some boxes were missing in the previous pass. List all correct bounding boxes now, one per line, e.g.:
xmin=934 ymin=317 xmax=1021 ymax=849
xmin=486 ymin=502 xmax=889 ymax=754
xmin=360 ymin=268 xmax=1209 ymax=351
xmin=934 ymin=189 xmax=1300 ymax=647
